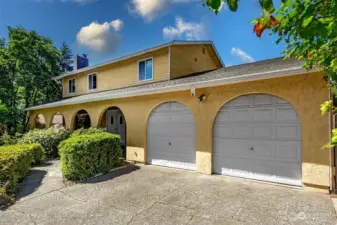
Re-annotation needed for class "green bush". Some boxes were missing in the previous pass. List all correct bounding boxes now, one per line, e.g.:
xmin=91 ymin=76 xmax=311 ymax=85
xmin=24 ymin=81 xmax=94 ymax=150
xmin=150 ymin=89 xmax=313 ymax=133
xmin=0 ymin=143 xmax=44 ymax=198
xmin=21 ymin=128 xmax=70 ymax=158
xmin=71 ymin=127 xmax=106 ymax=137
xmin=59 ymin=132 xmax=122 ymax=181
xmin=0 ymin=133 xmax=18 ymax=146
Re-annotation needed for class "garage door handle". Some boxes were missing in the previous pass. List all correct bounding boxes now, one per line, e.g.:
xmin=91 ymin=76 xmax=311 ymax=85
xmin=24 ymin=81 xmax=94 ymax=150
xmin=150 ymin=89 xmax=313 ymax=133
xmin=168 ymin=142 xmax=171 ymax=146
xmin=250 ymin=147 xmax=254 ymax=151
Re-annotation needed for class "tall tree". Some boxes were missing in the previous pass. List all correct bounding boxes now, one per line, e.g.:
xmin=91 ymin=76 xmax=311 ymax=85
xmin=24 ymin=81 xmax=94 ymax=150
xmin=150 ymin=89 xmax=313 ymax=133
xmin=204 ymin=0 xmax=337 ymax=147
xmin=0 ymin=26 xmax=63 ymax=134
xmin=60 ymin=42 xmax=73 ymax=73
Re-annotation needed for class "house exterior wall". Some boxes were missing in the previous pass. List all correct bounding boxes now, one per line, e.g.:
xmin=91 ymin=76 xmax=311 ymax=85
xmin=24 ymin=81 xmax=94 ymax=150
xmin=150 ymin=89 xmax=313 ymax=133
xmin=62 ymin=47 xmax=170 ymax=97
xmin=30 ymin=72 xmax=330 ymax=192
xmin=170 ymin=45 xmax=221 ymax=79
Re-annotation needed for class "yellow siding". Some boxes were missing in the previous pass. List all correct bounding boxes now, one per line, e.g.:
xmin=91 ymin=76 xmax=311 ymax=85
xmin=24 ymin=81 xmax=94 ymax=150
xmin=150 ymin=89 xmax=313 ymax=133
xmin=31 ymin=72 xmax=330 ymax=193
xmin=170 ymin=44 xmax=222 ymax=79
xmin=63 ymin=47 xmax=169 ymax=97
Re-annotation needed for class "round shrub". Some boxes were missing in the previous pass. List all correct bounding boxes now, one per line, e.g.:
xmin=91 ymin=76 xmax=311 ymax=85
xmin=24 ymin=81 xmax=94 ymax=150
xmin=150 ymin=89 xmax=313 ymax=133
xmin=22 ymin=128 xmax=70 ymax=158
xmin=0 ymin=143 xmax=44 ymax=199
xmin=70 ymin=127 xmax=106 ymax=137
xmin=59 ymin=132 xmax=122 ymax=181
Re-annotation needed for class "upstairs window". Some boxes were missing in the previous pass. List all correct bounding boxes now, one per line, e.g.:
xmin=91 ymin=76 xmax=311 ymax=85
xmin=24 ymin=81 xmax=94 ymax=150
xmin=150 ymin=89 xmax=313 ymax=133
xmin=138 ymin=58 xmax=153 ymax=81
xmin=68 ymin=79 xmax=75 ymax=94
xmin=88 ymin=73 xmax=97 ymax=90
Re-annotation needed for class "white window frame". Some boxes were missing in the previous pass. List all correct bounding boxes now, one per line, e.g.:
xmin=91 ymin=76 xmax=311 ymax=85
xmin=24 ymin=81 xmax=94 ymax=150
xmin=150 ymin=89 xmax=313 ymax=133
xmin=68 ymin=78 xmax=76 ymax=94
xmin=138 ymin=57 xmax=154 ymax=82
xmin=88 ymin=72 xmax=97 ymax=91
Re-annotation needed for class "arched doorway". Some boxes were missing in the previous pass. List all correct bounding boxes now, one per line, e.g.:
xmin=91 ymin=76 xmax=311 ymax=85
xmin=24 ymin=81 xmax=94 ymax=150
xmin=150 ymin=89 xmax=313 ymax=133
xmin=99 ymin=107 xmax=126 ymax=158
xmin=74 ymin=110 xmax=91 ymax=130
xmin=35 ymin=114 xmax=46 ymax=129
xmin=51 ymin=113 xmax=66 ymax=129
xmin=147 ymin=102 xmax=196 ymax=171
xmin=213 ymin=94 xmax=302 ymax=186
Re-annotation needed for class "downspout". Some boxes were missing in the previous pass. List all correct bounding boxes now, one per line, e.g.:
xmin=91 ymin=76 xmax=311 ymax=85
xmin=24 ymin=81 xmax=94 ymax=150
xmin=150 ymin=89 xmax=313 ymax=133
xmin=329 ymin=88 xmax=333 ymax=193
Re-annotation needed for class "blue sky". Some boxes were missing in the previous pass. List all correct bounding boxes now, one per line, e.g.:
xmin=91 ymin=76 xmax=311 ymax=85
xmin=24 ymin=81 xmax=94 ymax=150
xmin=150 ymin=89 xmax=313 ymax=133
xmin=0 ymin=0 xmax=286 ymax=66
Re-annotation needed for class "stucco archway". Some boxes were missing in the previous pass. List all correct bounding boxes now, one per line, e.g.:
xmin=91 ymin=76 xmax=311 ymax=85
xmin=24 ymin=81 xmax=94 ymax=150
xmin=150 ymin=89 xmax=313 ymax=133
xmin=98 ymin=106 xmax=127 ymax=158
xmin=50 ymin=112 xmax=66 ymax=129
xmin=212 ymin=93 xmax=302 ymax=186
xmin=34 ymin=114 xmax=46 ymax=129
xmin=73 ymin=110 xmax=91 ymax=130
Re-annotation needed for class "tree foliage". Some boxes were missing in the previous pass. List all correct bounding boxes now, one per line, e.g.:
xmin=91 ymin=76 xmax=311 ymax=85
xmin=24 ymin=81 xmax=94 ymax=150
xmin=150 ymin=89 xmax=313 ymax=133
xmin=0 ymin=27 xmax=73 ymax=134
xmin=60 ymin=42 xmax=73 ymax=73
xmin=205 ymin=0 xmax=337 ymax=147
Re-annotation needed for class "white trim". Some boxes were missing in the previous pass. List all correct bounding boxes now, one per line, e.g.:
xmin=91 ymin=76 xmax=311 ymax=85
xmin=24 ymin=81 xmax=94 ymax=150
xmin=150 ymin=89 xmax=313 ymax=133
xmin=88 ymin=72 xmax=97 ymax=91
xmin=138 ymin=57 xmax=154 ymax=82
xmin=25 ymin=66 xmax=311 ymax=111
xmin=52 ymin=41 xmax=223 ymax=81
xmin=68 ymin=78 xmax=76 ymax=94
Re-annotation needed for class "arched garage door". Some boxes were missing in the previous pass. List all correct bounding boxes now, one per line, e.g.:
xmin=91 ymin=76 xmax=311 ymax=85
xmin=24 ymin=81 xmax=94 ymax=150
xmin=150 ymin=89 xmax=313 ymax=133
xmin=213 ymin=94 xmax=302 ymax=186
xmin=147 ymin=102 xmax=196 ymax=171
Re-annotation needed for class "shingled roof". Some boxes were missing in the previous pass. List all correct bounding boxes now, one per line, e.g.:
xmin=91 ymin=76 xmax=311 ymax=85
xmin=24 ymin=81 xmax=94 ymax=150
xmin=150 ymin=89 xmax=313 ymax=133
xmin=26 ymin=57 xmax=312 ymax=111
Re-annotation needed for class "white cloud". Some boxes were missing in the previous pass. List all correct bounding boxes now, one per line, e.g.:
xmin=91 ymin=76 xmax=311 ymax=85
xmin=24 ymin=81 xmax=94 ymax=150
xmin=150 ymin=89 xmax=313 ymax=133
xmin=76 ymin=19 xmax=124 ymax=54
xmin=231 ymin=47 xmax=255 ymax=63
xmin=163 ymin=17 xmax=205 ymax=40
xmin=111 ymin=19 xmax=124 ymax=31
xmin=129 ymin=0 xmax=194 ymax=21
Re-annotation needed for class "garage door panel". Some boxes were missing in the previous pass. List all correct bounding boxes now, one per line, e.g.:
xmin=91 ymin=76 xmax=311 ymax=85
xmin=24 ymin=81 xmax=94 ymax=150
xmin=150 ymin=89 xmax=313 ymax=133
xmin=253 ymin=108 xmax=274 ymax=121
xmin=214 ymin=156 xmax=301 ymax=186
xmin=170 ymin=113 xmax=195 ymax=123
xmin=253 ymin=126 xmax=275 ymax=139
xmin=232 ymin=109 xmax=252 ymax=121
xmin=213 ymin=94 xmax=302 ymax=186
xmin=276 ymin=108 xmax=299 ymax=121
xmin=276 ymin=143 xmax=301 ymax=161
xmin=215 ymin=110 xmax=231 ymax=122
xmin=253 ymin=94 xmax=274 ymax=105
xmin=276 ymin=125 xmax=300 ymax=139
xmin=147 ymin=102 xmax=196 ymax=171
xmin=230 ymin=95 xmax=252 ymax=107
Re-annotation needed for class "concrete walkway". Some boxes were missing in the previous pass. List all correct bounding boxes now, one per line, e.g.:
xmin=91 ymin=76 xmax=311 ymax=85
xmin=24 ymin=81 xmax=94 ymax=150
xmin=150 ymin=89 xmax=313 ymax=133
xmin=1 ymin=162 xmax=336 ymax=225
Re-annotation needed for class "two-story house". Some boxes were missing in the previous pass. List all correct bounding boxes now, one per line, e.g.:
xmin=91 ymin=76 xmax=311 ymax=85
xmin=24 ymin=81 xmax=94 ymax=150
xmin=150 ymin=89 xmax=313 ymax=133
xmin=26 ymin=41 xmax=333 ymax=193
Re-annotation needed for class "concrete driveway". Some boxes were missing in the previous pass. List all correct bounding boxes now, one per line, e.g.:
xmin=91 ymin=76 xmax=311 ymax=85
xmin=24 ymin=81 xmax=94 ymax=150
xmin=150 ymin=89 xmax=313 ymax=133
xmin=1 ymin=162 xmax=336 ymax=225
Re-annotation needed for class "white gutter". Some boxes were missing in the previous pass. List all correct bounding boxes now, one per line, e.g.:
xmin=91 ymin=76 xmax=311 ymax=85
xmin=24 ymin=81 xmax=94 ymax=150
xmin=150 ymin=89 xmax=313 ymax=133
xmin=52 ymin=40 xmax=223 ymax=81
xmin=26 ymin=66 xmax=309 ymax=111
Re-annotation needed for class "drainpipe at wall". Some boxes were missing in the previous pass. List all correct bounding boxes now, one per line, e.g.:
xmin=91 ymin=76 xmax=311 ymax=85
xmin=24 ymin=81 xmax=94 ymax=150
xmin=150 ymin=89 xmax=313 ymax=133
xmin=329 ymin=88 xmax=334 ymax=193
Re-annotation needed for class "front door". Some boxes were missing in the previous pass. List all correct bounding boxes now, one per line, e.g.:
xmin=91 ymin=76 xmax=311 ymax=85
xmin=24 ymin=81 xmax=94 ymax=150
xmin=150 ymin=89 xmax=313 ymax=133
xmin=106 ymin=109 xmax=126 ymax=147
xmin=106 ymin=109 xmax=118 ymax=134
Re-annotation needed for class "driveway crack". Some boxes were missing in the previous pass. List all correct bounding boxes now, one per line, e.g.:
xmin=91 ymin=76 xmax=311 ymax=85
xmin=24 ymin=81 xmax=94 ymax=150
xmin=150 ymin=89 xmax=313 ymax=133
xmin=126 ymin=201 xmax=156 ymax=225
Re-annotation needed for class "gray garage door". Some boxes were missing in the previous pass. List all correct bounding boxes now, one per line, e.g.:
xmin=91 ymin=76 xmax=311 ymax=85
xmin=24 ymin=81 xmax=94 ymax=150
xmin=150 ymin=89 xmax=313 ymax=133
xmin=147 ymin=102 xmax=196 ymax=171
xmin=213 ymin=94 xmax=302 ymax=186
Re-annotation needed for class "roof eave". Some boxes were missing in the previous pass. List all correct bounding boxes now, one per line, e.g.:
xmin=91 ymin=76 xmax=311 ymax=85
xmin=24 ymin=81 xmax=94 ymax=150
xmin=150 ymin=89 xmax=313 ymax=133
xmin=26 ymin=66 xmax=314 ymax=111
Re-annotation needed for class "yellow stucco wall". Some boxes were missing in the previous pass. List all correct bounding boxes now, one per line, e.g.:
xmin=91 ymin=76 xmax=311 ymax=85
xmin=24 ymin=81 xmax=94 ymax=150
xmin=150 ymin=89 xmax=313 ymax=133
xmin=62 ymin=47 xmax=170 ymax=97
xmin=170 ymin=45 xmax=222 ymax=79
xmin=30 ymin=72 xmax=330 ymax=192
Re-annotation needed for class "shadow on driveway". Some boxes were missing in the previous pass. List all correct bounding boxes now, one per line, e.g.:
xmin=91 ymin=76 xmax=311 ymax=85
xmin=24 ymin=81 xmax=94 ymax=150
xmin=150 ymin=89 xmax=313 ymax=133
xmin=82 ymin=164 xmax=140 ymax=184
xmin=15 ymin=170 xmax=47 ymax=201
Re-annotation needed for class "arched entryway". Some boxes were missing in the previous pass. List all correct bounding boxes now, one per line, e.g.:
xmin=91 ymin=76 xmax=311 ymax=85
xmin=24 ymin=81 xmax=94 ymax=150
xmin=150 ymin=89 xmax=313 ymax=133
xmin=51 ymin=113 xmax=66 ymax=129
xmin=213 ymin=94 xmax=302 ymax=186
xmin=35 ymin=114 xmax=46 ymax=129
xmin=74 ymin=110 xmax=91 ymax=130
xmin=147 ymin=101 xmax=196 ymax=171
xmin=99 ymin=107 xmax=127 ymax=158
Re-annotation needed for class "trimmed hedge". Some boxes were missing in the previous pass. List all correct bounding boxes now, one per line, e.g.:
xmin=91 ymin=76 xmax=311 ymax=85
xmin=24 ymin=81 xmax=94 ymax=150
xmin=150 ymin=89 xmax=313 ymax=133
xmin=0 ymin=144 xmax=45 ymax=197
xmin=22 ymin=128 xmax=70 ymax=158
xmin=59 ymin=132 xmax=122 ymax=180
xmin=70 ymin=127 xmax=106 ymax=137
